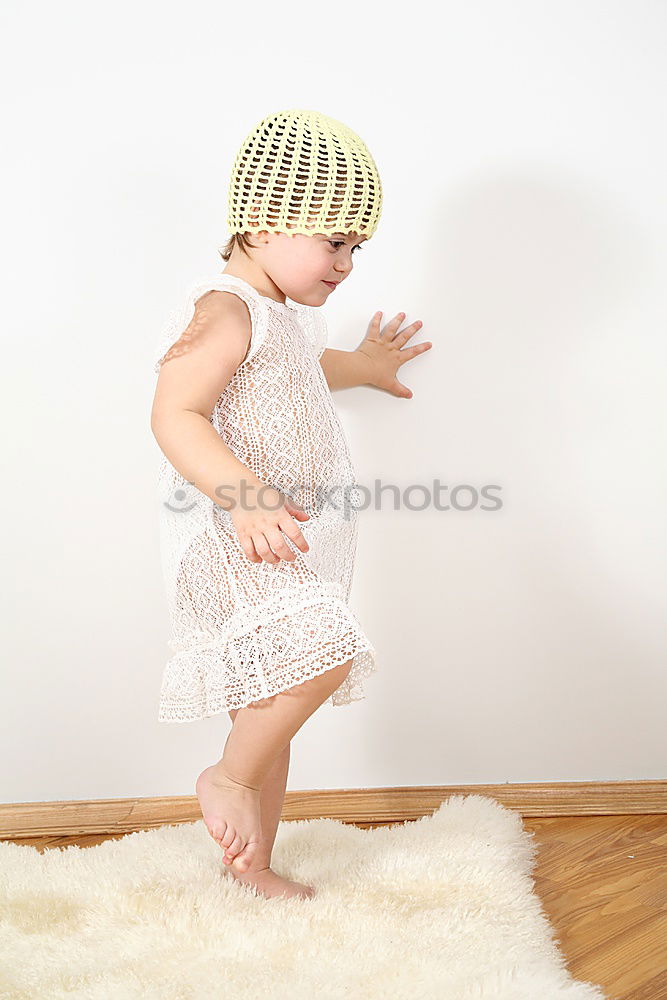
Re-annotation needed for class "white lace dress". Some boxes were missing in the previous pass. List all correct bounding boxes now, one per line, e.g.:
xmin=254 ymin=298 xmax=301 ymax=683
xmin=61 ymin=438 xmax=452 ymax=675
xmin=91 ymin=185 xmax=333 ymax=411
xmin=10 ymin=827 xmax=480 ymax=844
xmin=153 ymin=272 xmax=377 ymax=722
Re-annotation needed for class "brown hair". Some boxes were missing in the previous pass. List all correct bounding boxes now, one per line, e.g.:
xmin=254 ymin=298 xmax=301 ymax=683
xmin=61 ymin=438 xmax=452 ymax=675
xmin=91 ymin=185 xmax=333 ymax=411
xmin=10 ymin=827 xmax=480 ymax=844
xmin=218 ymin=232 xmax=257 ymax=261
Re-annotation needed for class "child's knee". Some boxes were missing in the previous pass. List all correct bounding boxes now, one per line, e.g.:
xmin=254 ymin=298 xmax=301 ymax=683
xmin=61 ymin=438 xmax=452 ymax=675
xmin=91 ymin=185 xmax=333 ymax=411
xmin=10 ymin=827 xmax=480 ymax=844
xmin=316 ymin=657 xmax=353 ymax=693
xmin=336 ymin=657 xmax=353 ymax=680
xmin=277 ymin=657 xmax=355 ymax=706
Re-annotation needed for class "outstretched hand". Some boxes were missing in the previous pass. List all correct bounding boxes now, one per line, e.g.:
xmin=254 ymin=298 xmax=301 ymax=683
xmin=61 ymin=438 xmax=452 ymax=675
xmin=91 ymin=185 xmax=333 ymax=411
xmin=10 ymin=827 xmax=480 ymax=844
xmin=354 ymin=311 xmax=432 ymax=399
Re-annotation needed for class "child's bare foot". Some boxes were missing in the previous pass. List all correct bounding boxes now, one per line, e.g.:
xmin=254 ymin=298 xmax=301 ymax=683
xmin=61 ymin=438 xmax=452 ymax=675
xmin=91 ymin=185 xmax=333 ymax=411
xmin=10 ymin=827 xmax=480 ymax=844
xmin=226 ymin=864 xmax=316 ymax=901
xmin=195 ymin=762 xmax=263 ymax=873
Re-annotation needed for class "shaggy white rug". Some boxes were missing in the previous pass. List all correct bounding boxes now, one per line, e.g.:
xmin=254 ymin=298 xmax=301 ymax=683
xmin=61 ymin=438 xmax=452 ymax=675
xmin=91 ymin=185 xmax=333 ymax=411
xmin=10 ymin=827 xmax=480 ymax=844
xmin=0 ymin=794 xmax=609 ymax=999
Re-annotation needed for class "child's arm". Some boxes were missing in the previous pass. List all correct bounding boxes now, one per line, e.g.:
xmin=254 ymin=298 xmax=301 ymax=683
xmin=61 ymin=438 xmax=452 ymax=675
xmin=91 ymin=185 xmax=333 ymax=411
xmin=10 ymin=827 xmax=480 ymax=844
xmin=151 ymin=291 xmax=256 ymax=507
xmin=319 ymin=310 xmax=432 ymax=397
xmin=318 ymin=348 xmax=375 ymax=391
xmin=150 ymin=291 xmax=310 ymax=565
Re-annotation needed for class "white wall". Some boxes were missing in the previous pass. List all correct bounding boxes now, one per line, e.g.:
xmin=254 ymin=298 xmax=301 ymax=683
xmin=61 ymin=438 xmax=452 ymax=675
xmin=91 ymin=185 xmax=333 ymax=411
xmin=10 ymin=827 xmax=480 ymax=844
xmin=2 ymin=0 xmax=665 ymax=804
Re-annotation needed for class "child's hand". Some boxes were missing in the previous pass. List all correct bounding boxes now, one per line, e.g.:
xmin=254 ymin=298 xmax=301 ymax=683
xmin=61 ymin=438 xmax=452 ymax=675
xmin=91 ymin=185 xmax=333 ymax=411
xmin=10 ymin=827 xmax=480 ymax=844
xmin=355 ymin=311 xmax=432 ymax=399
xmin=229 ymin=483 xmax=311 ymax=565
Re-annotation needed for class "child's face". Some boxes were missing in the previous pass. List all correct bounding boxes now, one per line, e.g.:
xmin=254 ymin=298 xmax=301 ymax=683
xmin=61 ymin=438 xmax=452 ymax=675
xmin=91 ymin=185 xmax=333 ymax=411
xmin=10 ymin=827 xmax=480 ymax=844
xmin=257 ymin=228 xmax=369 ymax=307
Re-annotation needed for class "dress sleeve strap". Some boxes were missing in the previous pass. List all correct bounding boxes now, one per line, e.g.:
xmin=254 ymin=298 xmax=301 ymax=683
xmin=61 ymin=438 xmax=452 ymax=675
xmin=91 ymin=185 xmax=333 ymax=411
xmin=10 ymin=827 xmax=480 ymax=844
xmin=153 ymin=273 xmax=269 ymax=374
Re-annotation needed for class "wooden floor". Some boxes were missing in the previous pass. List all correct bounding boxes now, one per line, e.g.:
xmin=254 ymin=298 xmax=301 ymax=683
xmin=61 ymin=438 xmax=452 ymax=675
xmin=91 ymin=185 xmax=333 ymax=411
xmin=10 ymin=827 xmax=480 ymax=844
xmin=8 ymin=814 xmax=666 ymax=1000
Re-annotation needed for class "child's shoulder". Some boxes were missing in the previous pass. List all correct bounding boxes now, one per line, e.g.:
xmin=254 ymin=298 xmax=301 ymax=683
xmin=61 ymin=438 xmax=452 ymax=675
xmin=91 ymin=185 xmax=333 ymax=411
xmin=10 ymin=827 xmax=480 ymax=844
xmin=191 ymin=284 xmax=254 ymax=325
xmin=188 ymin=272 xmax=266 ymax=319
xmin=154 ymin=275 xmax=257 ymax=375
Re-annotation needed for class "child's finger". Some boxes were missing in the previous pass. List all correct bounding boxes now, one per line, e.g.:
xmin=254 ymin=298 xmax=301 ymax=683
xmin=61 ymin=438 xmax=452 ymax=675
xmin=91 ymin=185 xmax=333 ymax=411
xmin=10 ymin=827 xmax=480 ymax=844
xmin=238 ymin=532 xmax=262 ymax=563
xmin=394 ymin=323 xmax=425 ymax=348
xmin=264 ymin=526 xmax=297 ymax=563
xmin=278 ymin=512 xmax=310 ymax=553
xmin=252 ymin=533 xmax=280 ymax=563
xmin=394 ymin=380 xmax=413 ymax=398
xmin=285 ymin=502 xmax=310 ymax=520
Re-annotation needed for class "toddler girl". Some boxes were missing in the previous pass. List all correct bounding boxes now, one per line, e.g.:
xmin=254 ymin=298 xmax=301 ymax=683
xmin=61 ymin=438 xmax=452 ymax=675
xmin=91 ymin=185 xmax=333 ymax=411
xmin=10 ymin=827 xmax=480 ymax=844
xmin=150 ymin=108 xmax=432 ymax=901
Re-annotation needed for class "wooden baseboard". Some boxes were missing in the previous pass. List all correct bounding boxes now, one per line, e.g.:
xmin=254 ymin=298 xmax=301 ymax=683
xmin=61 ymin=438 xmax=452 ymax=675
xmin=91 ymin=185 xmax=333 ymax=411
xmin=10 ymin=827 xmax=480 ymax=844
xmin=1 ymin=780 xmax=665 ymax=840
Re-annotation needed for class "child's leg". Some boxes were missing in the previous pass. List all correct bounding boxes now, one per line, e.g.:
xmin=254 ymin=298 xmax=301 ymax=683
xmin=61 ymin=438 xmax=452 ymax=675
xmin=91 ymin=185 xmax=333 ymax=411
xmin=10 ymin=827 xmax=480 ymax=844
xmin=196 ymin=656 xmax=353 ymax=874
xmin=220 ymin=657 xmax=352 ymax=789
xmin=222 ymin=735 xmax=317 ymax=899
xmin=226 ymin=707 xmax=290 ymax=871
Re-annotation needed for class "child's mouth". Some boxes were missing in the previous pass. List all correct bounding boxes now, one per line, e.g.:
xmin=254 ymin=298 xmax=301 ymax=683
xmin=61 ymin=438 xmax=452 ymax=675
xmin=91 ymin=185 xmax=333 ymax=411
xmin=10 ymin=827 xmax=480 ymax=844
xmin=322 ymin=280 xmax=338 ymax=290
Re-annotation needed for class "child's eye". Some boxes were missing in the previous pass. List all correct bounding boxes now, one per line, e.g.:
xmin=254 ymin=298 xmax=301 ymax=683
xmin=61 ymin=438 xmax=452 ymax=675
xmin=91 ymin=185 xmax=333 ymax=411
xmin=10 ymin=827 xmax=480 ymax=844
xmin=328 ymin=240 xmax=364 ymax=253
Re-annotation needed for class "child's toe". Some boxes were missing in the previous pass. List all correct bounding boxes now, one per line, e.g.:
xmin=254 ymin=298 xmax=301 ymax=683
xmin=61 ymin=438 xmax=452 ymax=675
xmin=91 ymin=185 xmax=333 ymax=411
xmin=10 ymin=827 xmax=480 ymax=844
xmin=220 ymin=827 xmax=236 ymax=851
xmin=234 ymin=840 xmax=259 ymax=872
xmin=224 ymin=832 xmax=244 ymax=859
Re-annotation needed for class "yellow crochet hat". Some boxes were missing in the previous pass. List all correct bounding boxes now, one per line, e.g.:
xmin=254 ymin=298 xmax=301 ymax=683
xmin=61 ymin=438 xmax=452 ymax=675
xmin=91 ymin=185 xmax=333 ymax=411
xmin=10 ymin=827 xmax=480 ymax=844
xmin=226 ymin=108 xmax=383 ymax=240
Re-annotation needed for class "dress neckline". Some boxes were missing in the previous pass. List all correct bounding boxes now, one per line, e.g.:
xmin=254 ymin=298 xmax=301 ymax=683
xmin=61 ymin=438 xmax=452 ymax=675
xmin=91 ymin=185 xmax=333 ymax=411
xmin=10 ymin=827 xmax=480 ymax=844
xmin=216 ymin=272 xmax=298 ymax=312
